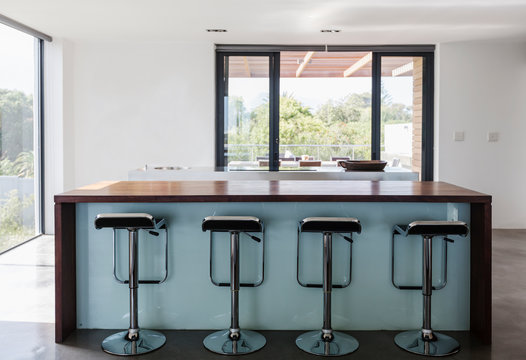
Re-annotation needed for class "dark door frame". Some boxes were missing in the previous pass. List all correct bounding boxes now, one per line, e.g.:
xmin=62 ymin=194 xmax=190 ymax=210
xmin=215 ymin=46 xmax=434 ymax=179
xmin=372 ymin=52 xmax=435 ymax=180
xmin=215 ymin=52 xmax=280 ymax=170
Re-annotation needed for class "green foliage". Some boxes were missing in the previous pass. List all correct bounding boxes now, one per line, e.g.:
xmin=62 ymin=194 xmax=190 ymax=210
xmin=0 ymin=189 xmax=33 ymax=233
xmin=0 ymin=89 xmax=36 ymax=252
xmin=0 ymin=157 xmax=16 ymax=176
xmin=0 ymin=189 xmax=34 ymax=252
xmin=0 ymin=89 xmax=34 ymax=160
xmin=0 ymin=151 xmax=34 ymax=178
xmin=13 ymin=151 xmax=34 ymax=178
xmin=226 ymin=86 xmax=412 ymax=161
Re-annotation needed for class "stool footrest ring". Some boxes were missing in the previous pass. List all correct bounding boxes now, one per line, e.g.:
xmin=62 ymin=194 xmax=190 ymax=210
xmin=215 ymin=282 xmax=259 ymax=287
xmin=391 ymin=230 xmax=450 ymax=291
xmin=297 ymin=227 xmax=353 ymax=288
xmin=209 ymin=229 xmax=265 ymax=288
xmin=112 ymin=228 xmax=169 ymax=285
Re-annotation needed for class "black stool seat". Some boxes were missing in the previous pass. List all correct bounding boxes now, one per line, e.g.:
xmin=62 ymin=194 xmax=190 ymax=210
xmin=202 ymin=216 xmax=262 ymax=232
xmin=394 ymin=221 xmax=469 ymax=237
xmin=299 ymin=217 xmax=362 ymax=233
xmin=95 ymin=213 xmax=157 ymax=229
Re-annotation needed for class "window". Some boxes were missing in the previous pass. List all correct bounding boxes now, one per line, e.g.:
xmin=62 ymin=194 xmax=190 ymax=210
xmin=0 ymin=22 xmax=43 ymax=252
xmin=216 ymin=46 xmax=434 ymax=179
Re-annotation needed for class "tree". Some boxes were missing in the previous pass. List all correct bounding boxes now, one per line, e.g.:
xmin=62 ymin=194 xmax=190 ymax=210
xmin=225 ymin=87 xmax=412 ymax=161
xmin=0 ymin=89 xmax=34 ymax=160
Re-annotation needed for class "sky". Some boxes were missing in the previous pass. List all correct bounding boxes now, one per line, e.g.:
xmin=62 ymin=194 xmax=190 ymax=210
xmin=0 ymin=23 xmax=35 ymax=95
xmin=230 ymin=76 xmax=414 ymax=112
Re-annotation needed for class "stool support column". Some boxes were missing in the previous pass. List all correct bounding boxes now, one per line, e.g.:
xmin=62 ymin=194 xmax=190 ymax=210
xmin=295 ymin=220 xmax=360 ymax=357
xmin=128 ymin=229 xmax=139 ymax=340
xmin=422 ymin=235 xmax=433 ymax=339
xmin=96 ymin=213 xmax=167 ymax=356
xmin=202 ymin=217 xmax=266 ymax=355
xmin=230 ymin=231 xmax=240 ymax=339
xmin=394 ymin=231 xmax=461 ymax=356
xmin=322 ymin=232 xmax=333 ymax=339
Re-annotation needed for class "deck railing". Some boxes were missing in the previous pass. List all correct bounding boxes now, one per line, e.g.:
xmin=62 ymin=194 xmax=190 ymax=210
xmin=225 ymin=143 xmax=373 ymax=161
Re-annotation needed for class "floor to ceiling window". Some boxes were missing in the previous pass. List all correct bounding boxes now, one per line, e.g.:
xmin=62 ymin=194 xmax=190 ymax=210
xmin=0 ymin=22 xmax=43 ymax=253
xmin=216 ymin=46 xmax=434 ymax=179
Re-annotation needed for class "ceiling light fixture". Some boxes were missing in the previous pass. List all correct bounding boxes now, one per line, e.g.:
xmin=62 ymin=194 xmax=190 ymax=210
xmin=206 ymin=29 xmax=227 ymax=32
xmin=320 ymin=29 xmax=341 ymax=33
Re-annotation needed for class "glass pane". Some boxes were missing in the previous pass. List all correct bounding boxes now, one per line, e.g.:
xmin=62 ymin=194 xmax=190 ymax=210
xmin=380 ymin=56 xmax=423 ymax=178
xmin=0 ymin=24 xmax=37 ymax=252
xmin=278 ymin=51 xmax=372 ymax=168
xmin=223 ymin=56 xmax=269 ymax=169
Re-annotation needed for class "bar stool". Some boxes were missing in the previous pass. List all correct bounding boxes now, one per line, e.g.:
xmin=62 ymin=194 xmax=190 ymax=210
xmin=296 ymin=217 xmax=362 ymax=356
xmin=391 ymin=220 xmax=469 ymax=356
xmin=202 ymin=216 xmax=266 ymax=355
xmin=95 ymin=213 xmax=168 ymax=356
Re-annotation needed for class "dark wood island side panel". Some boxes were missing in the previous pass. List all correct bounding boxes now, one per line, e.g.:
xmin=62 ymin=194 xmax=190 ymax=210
xmin=54 ymin=202 xmax=77 ymax=343
xmin=470 ymin=202 xmax=492 ymax=344
xmin=54 ymin=180 xmax=492 ymax=344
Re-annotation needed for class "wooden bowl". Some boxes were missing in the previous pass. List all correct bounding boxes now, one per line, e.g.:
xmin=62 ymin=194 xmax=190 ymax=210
xmin=339 ymin=160 xmax=387 ymax=171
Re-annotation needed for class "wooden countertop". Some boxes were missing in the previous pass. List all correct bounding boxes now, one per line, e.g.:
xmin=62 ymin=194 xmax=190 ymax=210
xmin=54 ymin=180 xmax=491 ymax=203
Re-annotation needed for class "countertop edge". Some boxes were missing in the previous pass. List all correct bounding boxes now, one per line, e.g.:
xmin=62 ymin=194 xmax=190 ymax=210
xmin=54 ymin=180 xmax=492 ymax=204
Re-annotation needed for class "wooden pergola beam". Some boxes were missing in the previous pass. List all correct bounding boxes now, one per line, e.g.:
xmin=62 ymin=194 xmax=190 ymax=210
xmin=343 ymin=52 xmax=372 ymax=77
xmin=243 ymin=56 xmax=251 ymax=78
xmin=392 ymin=61 xmax=413 ymax=77
xmin=296 ymin=51 xmax=315 ymax=78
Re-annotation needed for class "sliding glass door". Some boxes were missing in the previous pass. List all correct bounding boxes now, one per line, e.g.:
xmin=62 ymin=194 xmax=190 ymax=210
xmin=377 ymin=54 xmax=434 ymax=180
xmin=216 ymin=53 xmax=279 ymax=170
xmin=0 ymin=23 xmax=41 ymax=252
xmin=279 ymin=51 xmax=372 ymax=163
xmin=216 ymin=46 xmax=434 ymax=178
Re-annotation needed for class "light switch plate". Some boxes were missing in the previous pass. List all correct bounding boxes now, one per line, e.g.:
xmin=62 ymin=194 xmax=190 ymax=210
xmin=454 ymin=131 xmax=465 ymax=141
xmin=488 ymin=132 xmax=499 ymax=142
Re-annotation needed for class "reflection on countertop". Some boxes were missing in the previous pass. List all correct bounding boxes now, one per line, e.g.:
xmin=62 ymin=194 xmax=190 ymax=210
xmin=129 ymin=165 xmax=419 ymax=181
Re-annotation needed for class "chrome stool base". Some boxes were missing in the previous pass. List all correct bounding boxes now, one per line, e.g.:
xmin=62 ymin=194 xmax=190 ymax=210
xmin=203 ymin=329 xmax=266 ymax=355
xmin=101 ymin=330 xmax=166 ymax=356
xmin=296 ymin=330 xmax=359 ymax=356
xmin=394 ymin=330 xmax=460 ymax=357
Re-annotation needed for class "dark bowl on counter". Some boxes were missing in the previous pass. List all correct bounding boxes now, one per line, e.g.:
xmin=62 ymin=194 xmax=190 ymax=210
xmin=338 ymin=160 xmax=388 ymax=171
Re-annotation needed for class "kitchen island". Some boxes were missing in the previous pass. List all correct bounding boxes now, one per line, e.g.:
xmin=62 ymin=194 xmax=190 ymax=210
xmin=55 ymin=180 xmax=491 ymax=344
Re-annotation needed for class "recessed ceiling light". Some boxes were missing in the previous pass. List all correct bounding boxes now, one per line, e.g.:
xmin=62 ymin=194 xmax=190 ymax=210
xmin=206 ymin=29 xmax=227 ymax=32
xmin=320 ymin=29 xmax=341 ymax=33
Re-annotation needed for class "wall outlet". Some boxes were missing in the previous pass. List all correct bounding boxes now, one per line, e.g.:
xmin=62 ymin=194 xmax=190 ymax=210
xmin=454 ymin=131 xmax=465 ymax=141
xmin=487 ymin=132 xmax=499 ymax=142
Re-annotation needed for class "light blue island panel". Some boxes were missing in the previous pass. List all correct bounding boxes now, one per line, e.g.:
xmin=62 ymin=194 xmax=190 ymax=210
xmin=76 ymin=202 xmax=470 ymax=331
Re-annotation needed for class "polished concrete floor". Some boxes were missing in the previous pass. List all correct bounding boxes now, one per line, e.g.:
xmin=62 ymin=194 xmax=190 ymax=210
xmin=0 ymin=230 xmax=524 ymax=359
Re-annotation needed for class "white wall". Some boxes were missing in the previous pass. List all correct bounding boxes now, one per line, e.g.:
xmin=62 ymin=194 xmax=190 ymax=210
xmin=45 ymin=39 xmax=526 ymax=231
xmin=62 ymin=41 xmax=215 ymax=188
xmin=436 ymin=40 xmax=526 ymax=228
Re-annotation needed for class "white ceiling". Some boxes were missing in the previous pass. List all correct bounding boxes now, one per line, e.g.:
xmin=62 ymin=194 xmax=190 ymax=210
xmin=2 ymin=0 xmax=526 ymax=43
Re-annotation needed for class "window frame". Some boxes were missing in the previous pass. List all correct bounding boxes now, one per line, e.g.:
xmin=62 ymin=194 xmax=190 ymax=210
xmin=36 ymin=38 xmax=44 ymax=234
xmin=215 ymin=45 xmax=435 ymax=179
xmin=0 ymin=27 xmax=45 ymax=253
